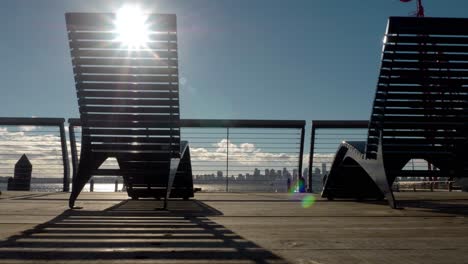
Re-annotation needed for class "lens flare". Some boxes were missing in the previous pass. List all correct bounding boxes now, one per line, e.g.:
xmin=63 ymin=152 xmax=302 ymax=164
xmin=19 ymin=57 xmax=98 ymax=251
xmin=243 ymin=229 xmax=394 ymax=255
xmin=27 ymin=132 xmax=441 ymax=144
xmin=301 ymin=195 xmax=316 ymax=208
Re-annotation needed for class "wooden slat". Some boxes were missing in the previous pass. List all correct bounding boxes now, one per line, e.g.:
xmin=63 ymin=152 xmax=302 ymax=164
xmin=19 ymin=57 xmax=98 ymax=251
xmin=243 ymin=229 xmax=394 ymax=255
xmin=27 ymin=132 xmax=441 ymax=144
xmin=375 ymin=92 xmax=468 ymax=101
xmin=374 ymin=108 xmax=468 ymax=116
xmin=78 ymin=74 xmax=178 ymax=83
xmin=377 ymin=84 xmax=467 ymax=93
xmin=91 ymin=144 xmax=179 ymax=151
xmin=73 ymin=49 xmax=177 ymax=59
xmin=370 ymin=121 xmax=464 ymax=129
xmin=384 ymin=44 xmax=468 ymax=53
xmin=380 ymin=69 xmax=468 ymax=78
xmin=387 ymin=17 xmax=468 ymax=35
xmin=374 ymin=100 xmax=468 ymax=108
xmin=78 ymin=90 xmax=177 ymax=99
xmin=382 ymin=138 xmax=464 ymax=145
xmin=77 ymin=83 xmax=178 ymax=91
xmin=83 ymin=113 xmax=179 ymax=122
xmin=69 ymin=32 xmax=177 ymax=41
xmin=385 ymin=35 xmax=468 ymax=45
xmin=81 ymin=106 xmax=178 ymax=114
xmin=83 ymin=120 xmax=179 ymax=128
xmin=89 ymin=137 xmax=176 ymax=144
xmin=381 ymin=61 xmax=468 ymax=70
xmin=78 ymin=98 xmax=178 ymax=106
xmin=73 ymin=57 xmax=178 ymax=67
xmin=82 ymin=128 xmax=179 ymax=136
xmin=370 ymin=130 xmax=462 ymax=137
xmin=378 ymin=77 xmax=468 ymax=85
xmin=383 ymin=52 xmax=468 ymax=62
xmin=72 ymin=40 xmax=177 ymax=50
xmin=382 ymin=145 xmax=455 ymax=152
xmin=90 ymin=152 xmax=173 ymax=160
xmin=77 ymin=66 xmax=178 ymax=75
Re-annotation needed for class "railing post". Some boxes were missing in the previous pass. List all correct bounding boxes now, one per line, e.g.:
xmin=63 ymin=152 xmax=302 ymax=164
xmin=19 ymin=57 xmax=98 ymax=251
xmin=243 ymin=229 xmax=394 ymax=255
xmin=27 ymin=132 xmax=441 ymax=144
xmin=59 ymin=123 xmax=70 ymax=192
xmin=307 ymin=123 xmax=316 ymax=193
xmin=298 ymin=126 xmax=305 ymax=192
xmin=226 ymin=127 xmax=230 ymax=192
xmin=69 ymin=124 xmax=78 ymax=184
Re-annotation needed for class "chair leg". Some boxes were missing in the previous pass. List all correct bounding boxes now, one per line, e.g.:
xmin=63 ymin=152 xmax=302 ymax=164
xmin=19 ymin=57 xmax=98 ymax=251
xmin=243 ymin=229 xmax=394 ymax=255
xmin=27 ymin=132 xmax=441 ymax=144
xmin=164 ymin=157 xmax=181 ymax=209
xmin=69 ymin=152 xmax=107 ymax=209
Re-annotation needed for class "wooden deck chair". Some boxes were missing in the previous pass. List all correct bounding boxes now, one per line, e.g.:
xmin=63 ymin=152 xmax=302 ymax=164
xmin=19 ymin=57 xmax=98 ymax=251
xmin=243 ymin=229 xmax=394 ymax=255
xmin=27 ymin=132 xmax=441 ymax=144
xmin=322 ymin=17 xmax=468 ymax=208
xmin=65 ymin=12 xmax=193 ymax=209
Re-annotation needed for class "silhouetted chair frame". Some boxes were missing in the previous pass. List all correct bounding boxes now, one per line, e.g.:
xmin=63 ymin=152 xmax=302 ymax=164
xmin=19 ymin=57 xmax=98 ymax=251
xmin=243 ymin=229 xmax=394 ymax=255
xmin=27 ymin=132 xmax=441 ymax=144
xmin=65 ymin=13 xmax=193 ymax=209
xmin=322 ymin=17 xmax=468 ymax=208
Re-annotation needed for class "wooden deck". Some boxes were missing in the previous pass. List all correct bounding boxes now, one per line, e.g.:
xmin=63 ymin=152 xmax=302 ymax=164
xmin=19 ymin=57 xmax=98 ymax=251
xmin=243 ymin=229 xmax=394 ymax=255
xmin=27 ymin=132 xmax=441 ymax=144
xmin=0 ymin=191 xmax=467 ymax=263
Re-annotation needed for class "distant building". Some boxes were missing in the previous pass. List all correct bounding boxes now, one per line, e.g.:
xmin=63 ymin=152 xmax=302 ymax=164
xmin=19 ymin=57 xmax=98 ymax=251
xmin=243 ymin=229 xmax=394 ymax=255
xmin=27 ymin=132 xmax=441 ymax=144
xmin=254 ymin=168 xmax=260 ymax=177
xmin=217 ymin=170 xmax=223 ymax=179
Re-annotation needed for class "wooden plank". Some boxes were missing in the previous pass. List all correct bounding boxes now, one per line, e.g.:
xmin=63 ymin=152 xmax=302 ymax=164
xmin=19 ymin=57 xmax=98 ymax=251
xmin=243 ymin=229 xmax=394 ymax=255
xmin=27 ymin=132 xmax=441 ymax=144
xmin=69 ymin=32 xmax=177 ymax=42
xmin=82 ymin=128 xmax=179 ymax=136
xmin=377 ymin=85 xmax=467 ymax=93
xmin=375 ymin=92 xmax=468 ymax=101
xmin=384 ymin=44 xmax=468 ymax=53
xmin=387 ymin=17 xmax=468 ymax=35
xmin=77 ymin=83 xmax=178 ymax=91
xmin=383 ymin=52 xmax=468 ymax=62
xmin=78 ymin=90 xmax=178 ymax=99
xmin=81 ymin=106 xmax=178 ymax=114
xmin=374 ymin=100 xmax=468 ymax=108
xmin=89 ymin=137 xmax=177 ymax=144
xmin=78 ymin=74 xmax=178 ymax=83
xmin=378 ymin=76 xmax=468 ymax=85
xmin=91 ymin=144 xmax=179 ymax=151
xmin=374 ymin=115 xmax=465 ymax=123
xmin=73 ymin=49 xmax=177 ymax=59
xmin=382 ymin=138 xmax=465 ymax=145
xmin=380 ymin=69 xmax=468 ymax=78
xmin=91 ymin=142 xmax=180 ymax=152
xmin=381 ymin=61 xmax=468 ymax=70
xmin=385 ymin=35 xmax=468 ymax=45
xmin=78 ymin=98 xmax=179 ymax=106
xmin=77 ymin=66 xmax=178 ymax=75
xmin=373 ymin=108 xmax=468 ymax=115
xmin=82 ymin=120 xmax=180 ymax=128
xmin=370 ymin=121 xmax=464 ymax=129
xmin=370 ymin=130 xmax=463 ymax=137
xmin=73 ymin=57 xmax=178 ymax=67
xmin=90 ymin=151 xmax=174 ymax=160
xmin=83 ymin=113 xmax=180 ymax=122
xmin=73 ymin=40 xmax=177 ymax=50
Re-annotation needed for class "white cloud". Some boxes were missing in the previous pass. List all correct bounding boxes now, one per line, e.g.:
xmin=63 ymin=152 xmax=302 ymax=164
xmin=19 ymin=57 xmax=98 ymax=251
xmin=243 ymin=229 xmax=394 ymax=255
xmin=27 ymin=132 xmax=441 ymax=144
xmin=17 ymin=126 xmax=37 ymax=132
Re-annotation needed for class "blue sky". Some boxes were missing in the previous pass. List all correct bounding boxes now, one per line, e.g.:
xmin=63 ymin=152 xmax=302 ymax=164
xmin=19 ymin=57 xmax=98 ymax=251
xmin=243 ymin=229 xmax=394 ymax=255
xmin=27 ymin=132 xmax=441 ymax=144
xmin=1 ymin=0 xmax=467 ymax=121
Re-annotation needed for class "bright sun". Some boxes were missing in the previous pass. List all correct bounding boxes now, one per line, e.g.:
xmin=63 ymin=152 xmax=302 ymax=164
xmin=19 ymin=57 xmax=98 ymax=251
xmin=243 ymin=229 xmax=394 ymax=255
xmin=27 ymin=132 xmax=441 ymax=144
xmin=114 ymin=6 xmax=149 ymax=49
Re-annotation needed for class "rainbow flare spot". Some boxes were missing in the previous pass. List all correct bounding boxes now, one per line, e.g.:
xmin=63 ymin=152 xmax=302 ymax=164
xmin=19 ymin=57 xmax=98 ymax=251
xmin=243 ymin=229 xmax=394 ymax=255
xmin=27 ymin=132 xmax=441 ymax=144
xmin=301 ymin=195 xmax=316 ymax=208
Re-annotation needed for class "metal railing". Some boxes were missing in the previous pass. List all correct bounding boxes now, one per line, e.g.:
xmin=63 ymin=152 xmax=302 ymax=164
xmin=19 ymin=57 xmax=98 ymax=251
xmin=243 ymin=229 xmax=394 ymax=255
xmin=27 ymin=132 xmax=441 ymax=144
xmin=0 ymin=117 xmax=70 ymax=192
xmin=68 ymin=118 xmax=306 ymax=192
xmin=307 ymin=120 xmax=368 ymax=193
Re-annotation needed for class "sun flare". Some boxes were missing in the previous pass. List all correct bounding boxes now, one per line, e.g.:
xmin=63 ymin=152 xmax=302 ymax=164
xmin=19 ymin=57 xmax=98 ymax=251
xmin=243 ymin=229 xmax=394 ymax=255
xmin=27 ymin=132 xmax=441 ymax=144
xmin=114 ymin=5 xmax=149 ymax=49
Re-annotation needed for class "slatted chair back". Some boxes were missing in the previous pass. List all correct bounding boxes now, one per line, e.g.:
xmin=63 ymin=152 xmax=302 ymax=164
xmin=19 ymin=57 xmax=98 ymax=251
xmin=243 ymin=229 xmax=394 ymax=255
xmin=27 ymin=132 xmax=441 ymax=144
xmin=65 ymin=13 xmax=180 ymax=162
xmin=366 ymin=17 xmax=468 ymax=174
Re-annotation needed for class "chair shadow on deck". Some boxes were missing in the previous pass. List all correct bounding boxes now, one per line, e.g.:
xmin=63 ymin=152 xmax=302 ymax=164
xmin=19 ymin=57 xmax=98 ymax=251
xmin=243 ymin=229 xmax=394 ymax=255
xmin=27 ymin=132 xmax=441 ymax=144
xmin=396 ymin=198 xmax=468 ymax=216
xmin=0 ymin=200 xmax=287 ymax=264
